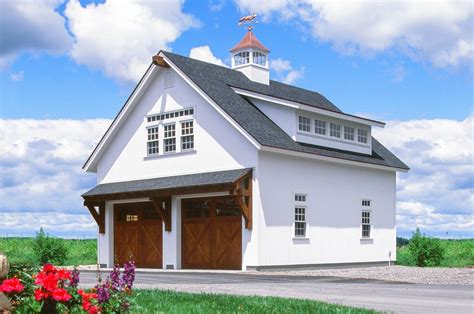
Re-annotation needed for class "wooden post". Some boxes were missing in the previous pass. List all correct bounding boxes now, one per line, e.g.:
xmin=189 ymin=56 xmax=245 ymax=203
xmin=85 ymin=202 xmax=105 ymax=234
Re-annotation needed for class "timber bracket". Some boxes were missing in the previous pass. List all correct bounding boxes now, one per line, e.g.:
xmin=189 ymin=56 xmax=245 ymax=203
xmin=231 ymin=170 xmax=253 ymax=229
xmin=151 ymin=196 xmax=172 ymax=232
xmin=85 ymin=201 xmax=105 ymax=234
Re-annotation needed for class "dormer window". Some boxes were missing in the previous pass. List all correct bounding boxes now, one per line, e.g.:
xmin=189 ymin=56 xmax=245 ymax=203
xmin=330 ymin=123 xmax=341 ymax=138
xmin=298 ymin=116 xmax=311 ymax=132
xmin=253 ymin=51 xmax=266 ymax=66
xmin=234 ymin=51 xmax=250 ymax=66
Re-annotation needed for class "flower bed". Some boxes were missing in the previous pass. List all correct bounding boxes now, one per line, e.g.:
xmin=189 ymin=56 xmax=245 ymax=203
xmin=1 ymin=261 xmax=136 ymax=313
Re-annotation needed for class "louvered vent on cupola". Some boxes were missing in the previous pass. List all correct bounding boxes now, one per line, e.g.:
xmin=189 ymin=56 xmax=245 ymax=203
xmin=164 ymin=70 xmax=175 ymax=89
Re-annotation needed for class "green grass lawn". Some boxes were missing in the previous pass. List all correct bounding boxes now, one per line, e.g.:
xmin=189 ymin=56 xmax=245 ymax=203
xmin=133 ymin=289 xmax=378 ymax=314
xmin=0 ymin=237 xmax=97 ymax=266
xmin=397 ymin=239 xmax=474 ymax=267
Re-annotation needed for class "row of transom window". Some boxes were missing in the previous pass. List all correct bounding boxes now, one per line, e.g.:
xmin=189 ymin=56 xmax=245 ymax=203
xmin=298 ymin=116 xmax=369 ymax=144
xmin=147 ymin=120 xmax=194 ymax=156
xmin=294 ymin=194 xmax=372 ymax=239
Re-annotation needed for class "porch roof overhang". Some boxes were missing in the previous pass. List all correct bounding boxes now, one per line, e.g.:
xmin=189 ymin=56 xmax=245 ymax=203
xmin=82 ymin=168 xmax=252 ymax=203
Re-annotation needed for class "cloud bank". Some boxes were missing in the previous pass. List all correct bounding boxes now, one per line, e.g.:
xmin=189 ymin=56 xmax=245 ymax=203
xmin=0 ymin=0 xmax=198 ymax=82
xmin=1 ymin=115 xmax=472 ymax=238
xmin=235 ymin=0 xmax=474 ymax=69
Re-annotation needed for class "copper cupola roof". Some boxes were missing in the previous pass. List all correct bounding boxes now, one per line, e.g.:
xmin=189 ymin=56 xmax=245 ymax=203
xmin=230 ymin=30 xmax=269 ymax=53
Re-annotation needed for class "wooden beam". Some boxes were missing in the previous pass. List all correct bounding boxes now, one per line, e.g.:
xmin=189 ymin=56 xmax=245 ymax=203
xmin=86 ymin=202 xmax=105 ymax=234
xmin=231 ymin=170 xmax=253 ymax=229
xmin=152 ymin=55 xmax=170 ymax=68
xmin=151 ymin=197 xmax=172 ymax=232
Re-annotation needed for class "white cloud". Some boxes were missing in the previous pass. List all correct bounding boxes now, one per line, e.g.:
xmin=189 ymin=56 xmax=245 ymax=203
xmin=0 ymin=119 xmax=111 ymax=236
xmin=10 ymin=70 xmax=24 ymax=82
xmin=0 ymin=0 xmax=73 ymax=68
xmin=235 ymin=0 xmax=474 ymax=69
xmin=189 ymin=46 xmax=227 ymax=67
xmin=374 ymin=114 xmax=474 ymax=237
xmin=65 ymin=0 xmax=199 ymax=82
xmin=270 ymin=58 xmax=304 ymax=84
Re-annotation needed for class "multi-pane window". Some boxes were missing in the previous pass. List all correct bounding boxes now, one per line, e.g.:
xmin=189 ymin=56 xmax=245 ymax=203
xmin=358 ymin=129 xmax=368 ymax=144
xmin=362 ymin=211 xmax=371 ymax=238
xmin=344 ymin=126 xmax=355 ymax=141
xmin=295 ymin=207 xmax=306 ymax=237
xmin=163 ymin=124 xmax=176 ymax=153
xmin=147 ymin=127 xmax=159 ymax=155
xmin=298 ymin=116 xmax=311 ymax=132
xmin=362 ymin=199 xmax=371 ymax=207
xmin=181 ymin=121 xmax=194 ymax=151
xmin=253 ymin=51 xmax=266 ymax=66
xmin=234 ymin=51 xmax=250 ymax=66
xmin=330 ymin=123 xmax=341 ymax=138
xmin=314 ymin=119 xmax=326 ymax=135
xmin=294 ymin=193 xmax=307 ymax=237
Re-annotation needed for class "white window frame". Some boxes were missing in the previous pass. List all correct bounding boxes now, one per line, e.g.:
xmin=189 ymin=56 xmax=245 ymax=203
xmin=358 ymin=129 xmax=368 ymax=144
xmin=298 ymin=116 xmax=311 ymax=133
xmin=344 ymin=126 xmax=355 ymax=141
xmin=146 ymin=126 xmax=159 ymax=156
xmin=234 ymin=51 xmax=249 ymax=66
xmin=330 ymin=122 xmax=341 ymax=138
xmin=294 ymin=193 xmax=307 ymax=238
xmin=361 ymin=210 xmax=371 ymax=239
xmin=252 ymin=51 xmax=266 ymax=66
xmin=163 ymin=123 xmax=176 ymax=153
xmin=314 ymin=119 xmax=327 ymax=135
xmin=180 ymin=120 xmax=194 ymax=151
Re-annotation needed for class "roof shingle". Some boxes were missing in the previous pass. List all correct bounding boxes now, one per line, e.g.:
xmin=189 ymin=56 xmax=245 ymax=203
xmin=163 ymin=51 xmax=409 ymax=171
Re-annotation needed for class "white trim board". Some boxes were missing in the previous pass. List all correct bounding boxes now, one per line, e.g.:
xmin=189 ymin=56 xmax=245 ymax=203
xmin=261 ymin=146 xmax=408 ymax=173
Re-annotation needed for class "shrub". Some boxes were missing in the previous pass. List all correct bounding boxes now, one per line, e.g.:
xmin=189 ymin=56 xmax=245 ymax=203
xmin=408 ymin=228 xmax=444 ymax=267
xmin=33 ymin=228 xmax=68 ymax=266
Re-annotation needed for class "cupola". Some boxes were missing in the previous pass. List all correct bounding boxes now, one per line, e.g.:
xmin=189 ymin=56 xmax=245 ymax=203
xmin=230 ymin=29 xmax=270 ymax=85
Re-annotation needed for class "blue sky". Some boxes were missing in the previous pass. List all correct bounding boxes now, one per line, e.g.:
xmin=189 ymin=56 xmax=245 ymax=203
xmin=0 ymin=0 xmax=473 ymax=238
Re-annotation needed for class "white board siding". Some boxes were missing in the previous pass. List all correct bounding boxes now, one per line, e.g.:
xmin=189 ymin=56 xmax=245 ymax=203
xmin=255 ymin=151 xmax=396 ymax=266
xmin=96 ymin=67 xmax=258 ymax=184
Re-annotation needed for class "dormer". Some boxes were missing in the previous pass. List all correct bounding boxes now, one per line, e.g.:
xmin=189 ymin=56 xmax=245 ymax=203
xmin=230 ymin=29 xmax=270 ymax=85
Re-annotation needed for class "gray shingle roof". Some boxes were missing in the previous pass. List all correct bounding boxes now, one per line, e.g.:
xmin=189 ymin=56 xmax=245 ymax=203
xmin=163 ymin=51 xmax=409 ymax=170
xmin=83 ymin=168 xmax=250 ymax=197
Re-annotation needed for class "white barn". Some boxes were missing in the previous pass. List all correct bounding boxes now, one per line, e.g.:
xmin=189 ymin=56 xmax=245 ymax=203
xmin=82 ymin=30 xmax=409 ymax=270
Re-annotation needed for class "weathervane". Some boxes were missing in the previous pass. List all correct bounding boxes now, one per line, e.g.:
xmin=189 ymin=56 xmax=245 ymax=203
xmin=238 ymin=13 xmax=258 ymax=31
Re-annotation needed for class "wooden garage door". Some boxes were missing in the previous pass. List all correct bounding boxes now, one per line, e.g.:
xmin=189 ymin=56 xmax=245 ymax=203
xmin=182 ymin=197 xmax=242 ymax=270
xmin=114 ymin=202 xmax=162 ymax=268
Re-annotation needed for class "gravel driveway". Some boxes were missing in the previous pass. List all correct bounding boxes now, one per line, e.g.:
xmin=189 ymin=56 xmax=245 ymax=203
xmin=256 ymin=265 xmax=474 ymax=285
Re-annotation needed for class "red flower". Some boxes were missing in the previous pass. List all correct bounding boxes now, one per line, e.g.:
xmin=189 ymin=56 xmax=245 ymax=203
xmin=0 ymin=278 xmax=25 ymax=294
xmin=34 ymin=288 xmax=46 ymax=301
xmin=88 ymin=305 xmax=100 ymax=314
xmin=43 ymin=263 xmax=57 ymax=273
xmin=57 ymin=269 xmax=71 ymax=280
xmin=52 ymin=288 xmax=72 ymax=302
xmin=35 ymin=272 xmax=59 ymax=292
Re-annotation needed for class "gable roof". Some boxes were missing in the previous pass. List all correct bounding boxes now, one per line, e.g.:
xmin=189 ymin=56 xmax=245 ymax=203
xmin=162 ymin=51 xmax=409 ymax=171
xmin=83 ymin=51 xmax=408 ymax=172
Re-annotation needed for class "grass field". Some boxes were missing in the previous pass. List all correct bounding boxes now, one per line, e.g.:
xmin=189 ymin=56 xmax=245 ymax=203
xmin=2 ymin=237 xmax=473 ymax=268
xmin=396 ymin=239 xmax=474 ymax=267
xmin=0 ymin=237 xmax=96 ymax=266
xmin=132 ymin=289 xmax=378 ymax=313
